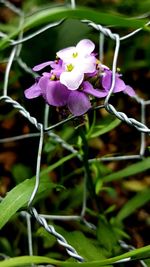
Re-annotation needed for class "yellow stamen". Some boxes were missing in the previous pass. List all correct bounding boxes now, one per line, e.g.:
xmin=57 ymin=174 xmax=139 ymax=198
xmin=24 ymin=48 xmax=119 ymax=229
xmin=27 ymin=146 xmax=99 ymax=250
xmin=50 ymin=74 xmax=55 ymax=80
xmin=67 ymin=64 xmax=74 ymax=72
xmin=72 ymin=52 xmax=78 ymax=58
xmin=96 ymin=59 xmax=101 ymax=64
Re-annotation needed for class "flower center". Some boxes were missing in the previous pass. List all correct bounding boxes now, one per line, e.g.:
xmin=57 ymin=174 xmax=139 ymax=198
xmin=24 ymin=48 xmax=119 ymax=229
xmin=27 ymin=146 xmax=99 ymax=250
xmin=67 ymin=64 xmax=74 ymax=72
xmin=50 ymin=74 xmax=55 ymax=80
xmin=72 ymin=52 xmax=78 ymax=58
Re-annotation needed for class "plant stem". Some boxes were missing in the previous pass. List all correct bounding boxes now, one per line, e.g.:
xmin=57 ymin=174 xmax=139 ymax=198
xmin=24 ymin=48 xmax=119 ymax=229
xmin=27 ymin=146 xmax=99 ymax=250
xmin=78 ymin=127 xmax=100 ymax=212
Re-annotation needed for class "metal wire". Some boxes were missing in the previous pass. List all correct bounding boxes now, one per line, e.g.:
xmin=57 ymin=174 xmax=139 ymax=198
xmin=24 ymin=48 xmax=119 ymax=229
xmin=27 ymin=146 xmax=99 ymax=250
xmin=0 ymin=0 xmax=149 ymax=265
xmin=119 ymin=240 xmax=148 ymax=267
xmin=29 ymin=207 xmax=84 ymax=262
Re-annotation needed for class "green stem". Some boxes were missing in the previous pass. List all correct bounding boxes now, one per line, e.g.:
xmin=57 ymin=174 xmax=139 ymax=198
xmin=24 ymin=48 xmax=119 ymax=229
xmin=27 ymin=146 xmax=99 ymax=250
xmin=78 ymin=127 xmax=99 ymax=211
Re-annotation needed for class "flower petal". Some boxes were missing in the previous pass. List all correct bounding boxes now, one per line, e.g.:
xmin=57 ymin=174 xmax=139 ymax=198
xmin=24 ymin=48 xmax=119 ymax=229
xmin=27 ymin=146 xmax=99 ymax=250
xmin=124 ymin=85 xmax=136 ymax=97
xmin=33 ymin=61 xmax=52 ymax=71
xmin=86 ymin=70 xmax=98 ymax=78
xmin=76 ymin=39 xmax=95 ymax=56
xmin=102 ymin=70 xmax=126 ymax=92
xmin=57 ymin=47 xmax=76 ymax=62
xmin=67 ymin=91 xmax=91 ymax=116
xmin=82 ymin=81 xmax=107 ymax=98
xmin=79 ymin=55 xmax=96 ymax=74
xmin=38 ymin=76 xmax=49 ymax=98
xmin=60 ymin=70 xmax=84 ymax=90
xmin=50 ymin=60 xmax=65 ymax=78
xmin=45 ymin=80 xmax=70 ymax=106
xmin=24 ymin=83 xmax=42 ymax=99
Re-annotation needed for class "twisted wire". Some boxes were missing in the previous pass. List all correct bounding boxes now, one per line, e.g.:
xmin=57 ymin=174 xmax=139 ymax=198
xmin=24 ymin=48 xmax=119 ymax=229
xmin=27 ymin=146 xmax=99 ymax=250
xmin=106 ymin=103 xmax=150 ymax=133
xmin=119 ymin=240 xmax=148 ymax=267
xmin=106 ymin=104 xmax=150 ymax=134
xmin=0 ymin=95 xmax=44 ymax=208
xmin=0 ymin=0 xmax=85 ymax=263
xmin=29 ymin=207 xmax=84 ymax=262
xmin=82 ymin=20 xmax=150 ymax=134
xmin=0 ymin=96 xmax=42 ymax=131
xmin=0 ymin=1 xmax=150 ymax=264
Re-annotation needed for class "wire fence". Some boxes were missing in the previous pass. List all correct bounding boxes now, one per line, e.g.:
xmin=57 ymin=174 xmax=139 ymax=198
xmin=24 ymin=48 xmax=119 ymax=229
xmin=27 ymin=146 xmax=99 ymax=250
xmin=0 ymin=0 xmax=150 ymax=266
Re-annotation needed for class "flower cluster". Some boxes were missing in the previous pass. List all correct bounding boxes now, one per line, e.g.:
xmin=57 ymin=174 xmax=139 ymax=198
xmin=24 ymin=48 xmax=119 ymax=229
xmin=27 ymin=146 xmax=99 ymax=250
xmin=25 ymin=39 xmax=135 ymax=116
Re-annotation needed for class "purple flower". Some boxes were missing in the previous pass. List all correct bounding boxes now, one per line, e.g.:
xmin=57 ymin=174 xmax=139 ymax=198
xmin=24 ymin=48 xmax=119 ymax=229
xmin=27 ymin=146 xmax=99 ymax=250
xmin=32 ymin=59 xmax=65 ymax=79
xmin=25 ymin=76 xmax=105 ymax=116
xmin=57 ymin=39 xmax=97 ymax=90
xmin=101 ymin=69 xmax=135 ymax=97
xmin=24 ymin=39 xmax=136 ymax=117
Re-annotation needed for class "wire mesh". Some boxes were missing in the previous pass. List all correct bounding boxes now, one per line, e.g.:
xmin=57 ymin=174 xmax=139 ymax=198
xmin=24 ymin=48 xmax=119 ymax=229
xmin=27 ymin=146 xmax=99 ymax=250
xmin=0 ymin=0 xmax=150 ymax=266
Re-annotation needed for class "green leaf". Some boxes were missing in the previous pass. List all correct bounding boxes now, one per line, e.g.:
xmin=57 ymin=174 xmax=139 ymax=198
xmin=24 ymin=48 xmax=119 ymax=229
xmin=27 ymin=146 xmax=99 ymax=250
xmin=0 ymin=256 xmax=59 ymax=267
xmin=36 ymin=227 xmax=56 ymax=249
xmin=59 ymin=230 xmax=106 ymax=261
xmin=102 ymin=157 xmax=150 ymax=183
xmin=0 ymin=178 xmax=55 ymax=230
xmin=97 ymin=216 xmax=120 ymax=256
xmin=87 ymin=117 xmax=121 ymax=139
xmin=0 ymin=153 xmax=76 ymax=229
xmin=23 ymin=7 xmax=148 ymax=30
xmin=12 ymin=163 xmax=32 ymax=183
xmin=0 ymin=245 xmax=150 ymax=267
xmin=40 ymin=153 xmax=77 ymax=176
xmin=116 ymin=188 xmax=150 ymax=222
xmin=0 ymin=6 xmax=148 ymax=50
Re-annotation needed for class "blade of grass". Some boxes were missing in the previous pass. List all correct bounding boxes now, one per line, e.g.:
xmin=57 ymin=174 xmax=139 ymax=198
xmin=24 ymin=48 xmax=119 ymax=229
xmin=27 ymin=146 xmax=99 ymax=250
xmin=116 ymin=188 xmax=150 ymax=222
xmin=0 ymin=245 xmax=150 ymax=266
xmin=102 ymin=157 xmax=150 ymax=183
xmin=0 ymin=6 xmax=148 ymax=50
xmin=0 ymin=153 xmax=77 ymax=229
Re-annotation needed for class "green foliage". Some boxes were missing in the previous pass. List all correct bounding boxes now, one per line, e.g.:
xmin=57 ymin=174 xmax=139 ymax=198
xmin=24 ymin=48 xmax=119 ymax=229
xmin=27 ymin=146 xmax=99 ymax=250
xmin=116 ymin=188 xmax=150 ymax=222
xmin=0 ymin=0 xmax=150 ymax=266
xmin=0 ymin=6 xmax=148 ymax=51
xmin=12 ymin=163 xmax=32 ymax=183
xmin=102 ymin=157 xmax=150 ymax=182
xmin=0 ymin=177 xmax=55 ymax=229
xmin=51 ymin=226 xmax=107 ymax=261
xmin=0 ymin=245 xmax=150 ymax=266
xmin=86 ymin=115 xmax=121 ymax=139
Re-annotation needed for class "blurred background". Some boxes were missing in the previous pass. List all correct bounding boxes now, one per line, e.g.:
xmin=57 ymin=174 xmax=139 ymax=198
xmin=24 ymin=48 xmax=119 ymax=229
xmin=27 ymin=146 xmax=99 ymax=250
xmin=0 ymin=0 xmax=150 ymax=264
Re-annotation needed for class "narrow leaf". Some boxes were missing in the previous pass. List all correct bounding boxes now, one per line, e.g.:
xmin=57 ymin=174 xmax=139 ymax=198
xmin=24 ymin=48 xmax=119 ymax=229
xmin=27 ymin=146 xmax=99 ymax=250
xmin=116 ymin=188 xmax=150 ymax=221
xmin=0 ymin=178 xmax=54 ymax=229
xmin=0 ymin=154 xmax=76 ymax=229
xmin=0 ymin=6 xmax=148 ymax=50
xmin=0 ymin=153 xmax=76 ymax=229
xmin=102 ymin=157 xmax=150 ymax=182
xmin=23 ymin=7 xmax=149 ymax=30
xmin=0 ymin=245 xmax=150 ymax=267
xmin=89 ymin=118 xmax=121 ymax=138
xmin=0 ymin=256 xmax=59 ymax=267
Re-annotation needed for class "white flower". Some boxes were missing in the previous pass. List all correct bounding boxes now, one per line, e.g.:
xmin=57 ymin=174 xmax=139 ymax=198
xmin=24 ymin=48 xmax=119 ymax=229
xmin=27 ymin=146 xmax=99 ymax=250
xmin=56 ymin=39 xmax=97 ymax=90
